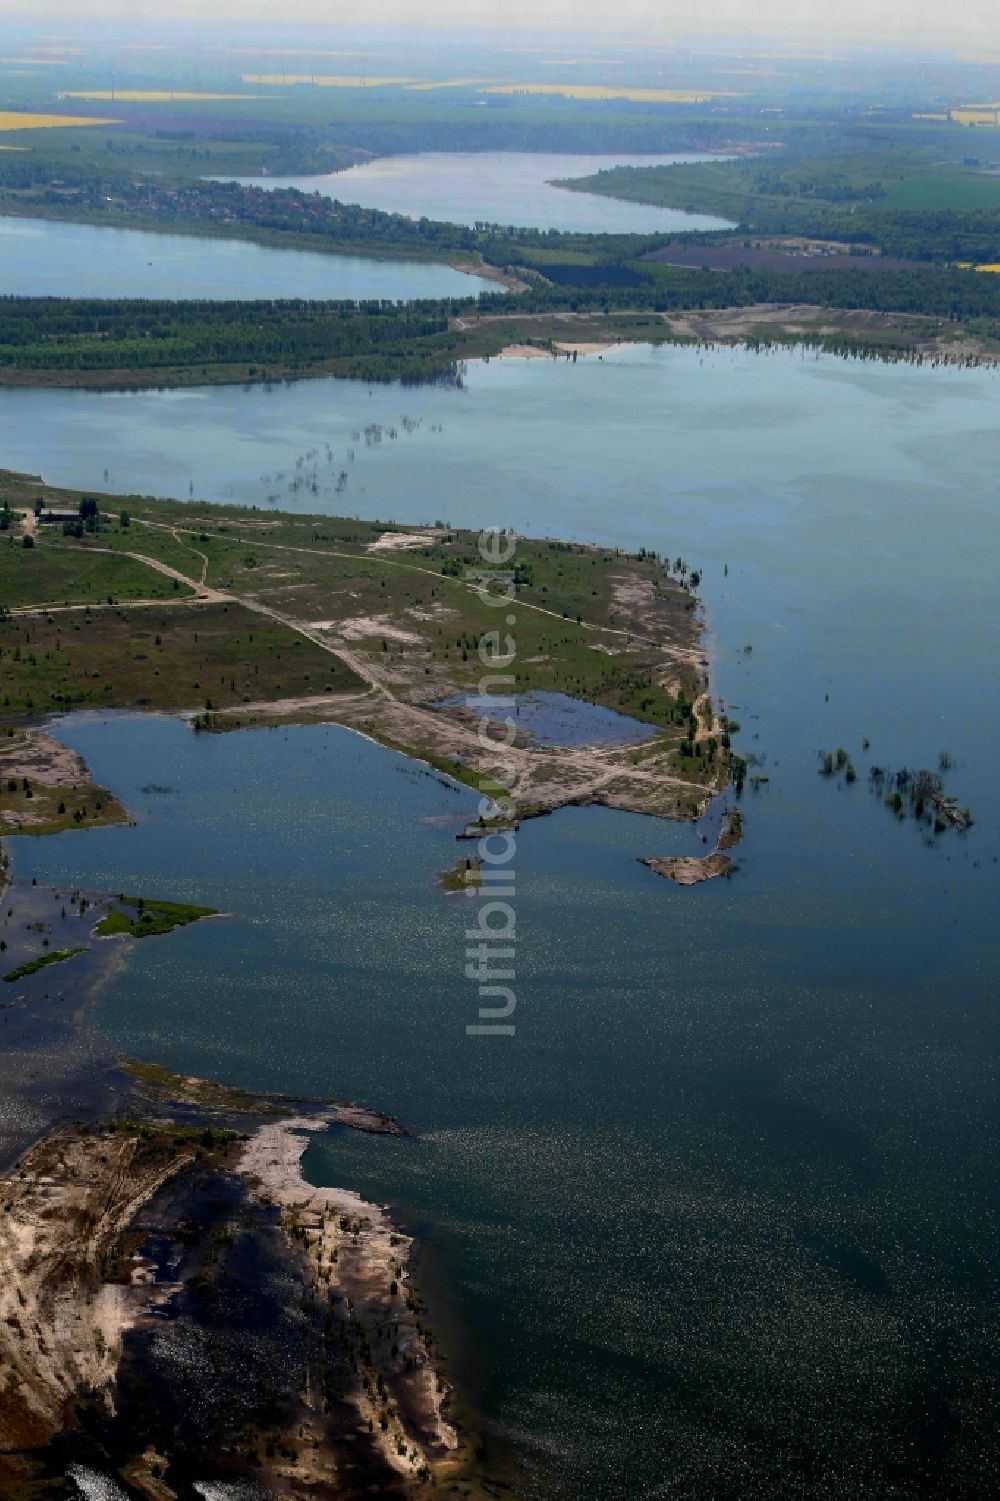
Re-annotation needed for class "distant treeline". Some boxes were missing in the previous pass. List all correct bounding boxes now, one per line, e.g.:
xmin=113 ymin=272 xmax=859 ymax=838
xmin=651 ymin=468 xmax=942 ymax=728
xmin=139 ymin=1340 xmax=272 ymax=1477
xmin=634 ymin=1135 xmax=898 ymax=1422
xmin=0 ymin=297 xmax=468 ymax=381
xmin=0 ymin=161 xmax=689 ymax=265
xmin=3 ymin=261 xmax=999 ymax=384
xmin=560 ymin=153 xmax=1000 ymax=264
xmin=5 ymin=163 xmax=1000 ymax=320
xmin=492 ymin=262 xmax=1000 ymax=324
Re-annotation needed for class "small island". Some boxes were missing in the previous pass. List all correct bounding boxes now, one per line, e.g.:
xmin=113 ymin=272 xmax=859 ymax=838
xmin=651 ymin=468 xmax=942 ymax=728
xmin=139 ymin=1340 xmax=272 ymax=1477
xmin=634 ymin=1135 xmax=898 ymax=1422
xmin=95 ymin=894 xmax=221 ymax=939
xmin=641 ymin=806 xmax=742 ymax=886
xmin=439 ymin=855 xmax=483 ymax=894
xmin=818 ymin=744 xmax=972 ymax=835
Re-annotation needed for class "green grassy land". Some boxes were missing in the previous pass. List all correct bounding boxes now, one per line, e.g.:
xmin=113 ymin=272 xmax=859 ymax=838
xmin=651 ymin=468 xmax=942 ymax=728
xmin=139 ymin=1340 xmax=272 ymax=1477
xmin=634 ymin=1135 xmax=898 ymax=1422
xmin=0 ymin=474 xmax=723 ymax=808
xmin=0 ymin=762 xmax=127 ymax=835
xmin=558 ymin=145 xmax=1000 ymax=261
xmin=0 ymin=536 xmax=195 ymax=608
xmin=0 ymin=600 xmax=356 ymax=718
xmin=439 ymin=856 xmax=483 ymax=893
xmin=3 ymin=946 xmax=86 ymax=982
xmin=95 ymin=896 xmax=219 ymax=939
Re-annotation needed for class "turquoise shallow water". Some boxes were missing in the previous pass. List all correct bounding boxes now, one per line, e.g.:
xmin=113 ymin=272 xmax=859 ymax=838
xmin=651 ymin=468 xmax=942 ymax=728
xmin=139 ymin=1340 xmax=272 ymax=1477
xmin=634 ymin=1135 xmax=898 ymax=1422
xmin=0 ymin=214 xmax=493 ymax=300
xmin=6 ymin=346 xmax=1000 ymax=1498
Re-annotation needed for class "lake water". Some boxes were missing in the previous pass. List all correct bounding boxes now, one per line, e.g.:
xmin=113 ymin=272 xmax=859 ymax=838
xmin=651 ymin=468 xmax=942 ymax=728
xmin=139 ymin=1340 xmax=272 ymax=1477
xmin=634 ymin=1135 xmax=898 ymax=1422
xmin=7 ymin=346 xmax=1000 ymax=1499
xmin=437 ymin=689 xmax=660 ymax=748
xmin=0 ymin=215 xmax=493 ymax=300
xmin=232 ymin=151 xmax=734 ymax=233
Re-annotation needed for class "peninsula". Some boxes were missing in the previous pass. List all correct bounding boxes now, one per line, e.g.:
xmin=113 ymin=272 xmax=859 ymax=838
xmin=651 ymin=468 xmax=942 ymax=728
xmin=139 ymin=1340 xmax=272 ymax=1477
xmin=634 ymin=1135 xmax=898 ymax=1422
xmin=0 ymin=470 xmax=732 ymax=838
xmin=0 ymin=470 xmax=735 ymax=1495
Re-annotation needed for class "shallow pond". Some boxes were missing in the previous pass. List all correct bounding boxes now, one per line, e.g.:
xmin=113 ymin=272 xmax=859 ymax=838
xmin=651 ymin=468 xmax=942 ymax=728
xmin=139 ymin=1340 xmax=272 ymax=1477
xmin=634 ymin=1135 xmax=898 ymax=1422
xmin=437 ymin=689 xmax=660 ymax=748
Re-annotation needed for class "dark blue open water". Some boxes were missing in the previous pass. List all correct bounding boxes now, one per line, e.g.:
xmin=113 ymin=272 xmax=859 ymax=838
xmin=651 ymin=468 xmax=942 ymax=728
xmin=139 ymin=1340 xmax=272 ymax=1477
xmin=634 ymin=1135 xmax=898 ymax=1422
xmin=7 ymin=345 xmax=999 ymax=1499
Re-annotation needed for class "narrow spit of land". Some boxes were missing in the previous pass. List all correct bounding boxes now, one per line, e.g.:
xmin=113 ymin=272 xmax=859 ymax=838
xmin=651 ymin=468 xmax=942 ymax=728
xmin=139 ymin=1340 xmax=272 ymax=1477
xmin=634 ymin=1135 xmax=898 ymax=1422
xmin=0 ymin=1062 xmax=508 ymax=1499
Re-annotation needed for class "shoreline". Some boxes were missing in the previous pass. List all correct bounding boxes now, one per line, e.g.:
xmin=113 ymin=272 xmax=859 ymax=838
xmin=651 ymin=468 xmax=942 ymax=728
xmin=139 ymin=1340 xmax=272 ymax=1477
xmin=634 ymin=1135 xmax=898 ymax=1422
xmin=0 ymin=489 xmax=734 ymax=1494
xmin=0 ymin=1066 xmax=492 ymax=1496
xmin=240 ymin=1114 xmax=462 ymax=1483
xmin=0 ymin=483 xmax=730 ymax=830
xmin=0 ymin=199 xmax=521 ymax=288
xmin=3 ymin=304 xmax=998 ymax=392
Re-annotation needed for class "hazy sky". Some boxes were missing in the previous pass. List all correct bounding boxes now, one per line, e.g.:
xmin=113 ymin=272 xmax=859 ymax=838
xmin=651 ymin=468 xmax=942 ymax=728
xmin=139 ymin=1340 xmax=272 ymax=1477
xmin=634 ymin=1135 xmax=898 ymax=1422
xmin=9 ymin=0 xmax=1000 ymax=51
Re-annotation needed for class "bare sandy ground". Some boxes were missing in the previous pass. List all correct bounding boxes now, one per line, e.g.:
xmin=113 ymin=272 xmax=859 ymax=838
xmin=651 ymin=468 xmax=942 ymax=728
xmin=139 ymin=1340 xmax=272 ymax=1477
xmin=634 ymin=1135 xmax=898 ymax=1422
xmin=0 ymin=1100 xmax=462 ymax=1494
xmin=461 ymin=303 xmax=1000 ymax=366
xmin=641 ymin=851 xmax=735 ymax=885
xmin=0 ymin=729 xmax=90 ymax=786
xmin=0 ymin=1129 xmax=194 ymax=1451
xmin=498 ymin=340 xmax=622 ymax=358
xmin=553 ymin=339 xmax=621 ymax=355
xmin=497 ymin=342 xmax=551 ymax=359
xmin=335 ymin=613 xmax=424 ymax=645
xmin=241 ymin=1116 xmax=459 ymax=1482
xmin=367 ymin=529 xmax=446 ymax=553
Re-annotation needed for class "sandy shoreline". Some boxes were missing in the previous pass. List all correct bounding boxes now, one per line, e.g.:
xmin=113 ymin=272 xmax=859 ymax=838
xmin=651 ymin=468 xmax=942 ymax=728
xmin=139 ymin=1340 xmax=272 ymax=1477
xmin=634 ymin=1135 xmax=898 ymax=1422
xmin=497 ymin=338 xmax=622 ymax=359
xmin=240 ymin=1114 xmax=459 ymax=1483
xmin=0 ymin=1083 xmax=469 ymax=1495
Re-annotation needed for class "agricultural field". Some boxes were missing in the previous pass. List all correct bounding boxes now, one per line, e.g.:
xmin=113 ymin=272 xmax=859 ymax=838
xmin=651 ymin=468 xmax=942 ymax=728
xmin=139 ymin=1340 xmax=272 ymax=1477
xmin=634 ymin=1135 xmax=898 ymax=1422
xmin=558 ymin=139 xmax=1000 ymax=260
xmin=242 ymin=74 xmax=417 ymax=87
xmin=62 ymin=90 xmax=270 ymax=102
xmin=483 ymin=83 xmax=739 ymax=102
xmin=0 ymin=110 xmax=118 ymax=130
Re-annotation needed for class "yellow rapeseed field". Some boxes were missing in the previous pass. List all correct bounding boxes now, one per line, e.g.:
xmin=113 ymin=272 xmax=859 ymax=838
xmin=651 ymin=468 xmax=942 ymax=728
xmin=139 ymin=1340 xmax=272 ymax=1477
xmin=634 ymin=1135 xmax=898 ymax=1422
xmin=0 ymin=110 xmax=119 ymax=131
xmin=65 ymin=90 xmax=265 ymax=102
xmin=974 ymin=263 xmax=1000 ymax=272
xmin=242 ymin=74 xmax=414 ymax=87
xmin=406 ymin=78 xmax=493 ymax=91
xmin=484 ymin=83 xmax=739 ymax=102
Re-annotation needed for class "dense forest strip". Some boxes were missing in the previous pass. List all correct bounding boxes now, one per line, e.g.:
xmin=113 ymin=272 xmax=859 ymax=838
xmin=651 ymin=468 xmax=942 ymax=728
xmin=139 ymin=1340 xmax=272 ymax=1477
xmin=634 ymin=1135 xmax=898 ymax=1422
xmin=1 ymin=274 xmax=998 ymax=387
